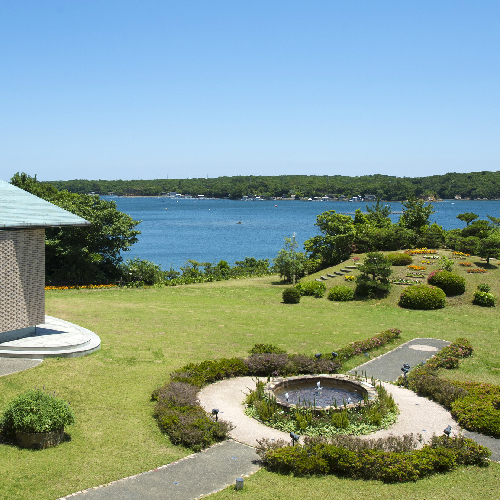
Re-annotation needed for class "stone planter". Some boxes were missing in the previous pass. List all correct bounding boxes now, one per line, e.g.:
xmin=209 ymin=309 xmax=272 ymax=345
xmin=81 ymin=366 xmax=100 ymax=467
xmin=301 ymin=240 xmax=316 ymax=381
xmin=15 ymin=428 xmax=65 ymax=449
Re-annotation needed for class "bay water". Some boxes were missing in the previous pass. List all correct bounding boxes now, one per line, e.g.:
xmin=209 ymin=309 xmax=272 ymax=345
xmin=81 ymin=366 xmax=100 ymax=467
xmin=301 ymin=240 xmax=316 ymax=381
xmin=107 ymin=197 xmax=500 ymax=272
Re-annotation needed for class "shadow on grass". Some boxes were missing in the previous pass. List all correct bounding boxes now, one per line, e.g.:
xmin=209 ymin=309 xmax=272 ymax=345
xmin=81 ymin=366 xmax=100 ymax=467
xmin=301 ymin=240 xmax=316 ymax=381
xmin=474 ymin=261 xmax=498 ymax=270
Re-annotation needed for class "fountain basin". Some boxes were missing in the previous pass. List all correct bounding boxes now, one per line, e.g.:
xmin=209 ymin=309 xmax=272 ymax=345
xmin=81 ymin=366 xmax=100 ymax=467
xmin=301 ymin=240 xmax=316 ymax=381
xmin=265 ymin=374 xmax=378 ymax=411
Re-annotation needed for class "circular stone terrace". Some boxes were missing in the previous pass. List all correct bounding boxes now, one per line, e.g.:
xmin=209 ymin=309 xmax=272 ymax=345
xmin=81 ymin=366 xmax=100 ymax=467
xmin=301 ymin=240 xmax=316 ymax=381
xmin=199 ymin=375 xmax=457 ymax=448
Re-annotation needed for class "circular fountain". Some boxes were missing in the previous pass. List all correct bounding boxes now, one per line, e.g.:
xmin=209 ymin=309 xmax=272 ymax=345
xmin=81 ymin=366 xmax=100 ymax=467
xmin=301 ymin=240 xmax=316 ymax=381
xmin=265 ymin=374 xmax=378 ymax=411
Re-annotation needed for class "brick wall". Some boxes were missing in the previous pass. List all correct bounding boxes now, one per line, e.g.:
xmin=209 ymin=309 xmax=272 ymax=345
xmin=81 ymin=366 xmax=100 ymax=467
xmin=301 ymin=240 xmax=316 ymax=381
xmin=0 ymin=229 xmax=45 ymax=333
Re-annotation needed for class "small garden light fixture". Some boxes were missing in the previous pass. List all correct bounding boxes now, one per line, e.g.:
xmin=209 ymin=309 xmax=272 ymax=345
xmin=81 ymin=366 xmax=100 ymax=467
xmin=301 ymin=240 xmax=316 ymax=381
xmin=444 ymin=425 xmax=452 ymax=437
xmin=290 ymin=432 xmax=300 ymax=446
xmin=401 ymin=363 xmax=410 ymax=387
xmin=331 ymin=352 xmax=338 ymax=358
xmin=315 ymin=353 xmax=322 ymax=359
xmin=212 ymin=408 xmax=219 ymax=422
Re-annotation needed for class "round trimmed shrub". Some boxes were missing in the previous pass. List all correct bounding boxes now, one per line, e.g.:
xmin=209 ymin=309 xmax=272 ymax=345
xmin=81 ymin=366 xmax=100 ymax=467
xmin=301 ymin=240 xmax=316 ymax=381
xmin=477 ymin=283 xmax=491 ymax=293
xmin=386 ymin=253 xmax=413 ymax=266
xmin=399 ymin=285 xmax=446 ymax=310
xmin=282 ymin=287 xmax=301 ymax=304
xmin=427 ymin=270 xmax=466 ymax=296
xmin=473 ymin=291 xmax=495 ymax=307
xmin=295 ymin=281 xmax=326 ymax=298
xmin=0 ymin=389 xmax=75 ymax=435
xmin=328 ymin=285 xmax=355 ymax=302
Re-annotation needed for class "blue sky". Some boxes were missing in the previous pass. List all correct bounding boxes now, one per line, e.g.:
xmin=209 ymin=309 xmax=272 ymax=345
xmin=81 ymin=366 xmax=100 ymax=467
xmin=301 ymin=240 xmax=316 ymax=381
xmin=1 ymin=1 xmax=499 ymax=181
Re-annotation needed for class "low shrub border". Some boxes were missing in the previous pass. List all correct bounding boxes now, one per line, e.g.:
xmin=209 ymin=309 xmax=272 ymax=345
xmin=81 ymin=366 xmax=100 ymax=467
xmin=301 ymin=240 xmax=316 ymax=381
xmin=152 ymin=329 xmax=402 ymax=450
xmin=295 ymin=281 xmax=326 ymax=298
xmin=398 ymin=338 xmax=500 ymax=438
xmin=257 ymin=434 xmax=490 ymax=482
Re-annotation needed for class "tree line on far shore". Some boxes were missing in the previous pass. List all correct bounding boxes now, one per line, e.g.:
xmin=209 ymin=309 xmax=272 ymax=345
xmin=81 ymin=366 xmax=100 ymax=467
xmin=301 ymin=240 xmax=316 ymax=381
xmin=47 ymin=171 xmax=500 ymax=201
xmin=10 ymin=173 xmax=500 ymax=287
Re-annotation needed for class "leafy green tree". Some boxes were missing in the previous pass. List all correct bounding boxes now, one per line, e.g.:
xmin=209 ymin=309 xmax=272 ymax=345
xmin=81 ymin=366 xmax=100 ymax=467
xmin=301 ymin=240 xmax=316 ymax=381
xmin=477 ymin=230 xmax=500 ymax=264
xmin=119 ymin=257 xmax=165 ymax=286
xmin=461 ymin=220 xmax=493 ymax=239
xmin=355 ymin=252 xmax=392 ymax=298
xmin=487 ymin=211 xmax=500 ymax=226
xmin=457 ymin=213 xmax=479 ymax=226
xmin=303 ymin=211 xmax=355 ymax=268
xmin=11 ymin=172 xmax=140 ymax=283
xmin=273 ymin=236 xmax=307 ymax=283
xmin=365 ymin=200 xmax=392 ymax=228
xmin=353 ymin=208 xmax=368 ymax=225
xmin=399 ymin=198 xmax=435 ymax=233
xmin=416 ymin=223 xmax=445 ymax=249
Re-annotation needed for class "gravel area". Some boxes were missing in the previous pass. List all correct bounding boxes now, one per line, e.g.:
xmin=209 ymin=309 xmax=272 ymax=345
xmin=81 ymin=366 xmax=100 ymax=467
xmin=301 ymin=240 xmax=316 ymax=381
xmin=198 ymin=376 xmax=458 ymax=447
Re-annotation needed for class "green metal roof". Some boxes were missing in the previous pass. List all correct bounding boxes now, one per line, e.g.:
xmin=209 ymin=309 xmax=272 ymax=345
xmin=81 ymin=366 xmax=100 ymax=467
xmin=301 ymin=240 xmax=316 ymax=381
xmin=0 ymin=180 xmax=90 ymax=229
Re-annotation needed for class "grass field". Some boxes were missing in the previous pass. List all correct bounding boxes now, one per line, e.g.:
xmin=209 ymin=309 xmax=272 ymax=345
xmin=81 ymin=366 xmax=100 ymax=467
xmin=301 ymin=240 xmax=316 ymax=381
xmin=0 ymin=251 xmax=499 ymax=500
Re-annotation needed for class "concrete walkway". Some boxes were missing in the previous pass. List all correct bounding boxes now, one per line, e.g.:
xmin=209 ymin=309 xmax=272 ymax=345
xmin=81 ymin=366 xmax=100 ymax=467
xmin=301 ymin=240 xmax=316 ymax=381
xmin=59 ymin=440 xmax=260 ymax=500
xmin=347 ymin=337 xmax=451 ymax=382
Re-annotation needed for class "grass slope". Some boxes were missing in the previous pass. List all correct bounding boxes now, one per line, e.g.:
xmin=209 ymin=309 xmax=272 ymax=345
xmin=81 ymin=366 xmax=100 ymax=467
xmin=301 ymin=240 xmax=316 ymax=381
xmin=0 ymin=251 xmax=499 ymax=499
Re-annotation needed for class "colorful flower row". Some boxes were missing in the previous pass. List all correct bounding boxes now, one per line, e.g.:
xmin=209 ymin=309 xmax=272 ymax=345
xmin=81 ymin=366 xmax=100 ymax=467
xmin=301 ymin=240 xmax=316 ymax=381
xmin=45 ymin=284 xmax=119 ymax=290
xmin=407 ymin=265 xmax=427 ymax=270
xmin=452 ymin=251 xmax=470 ymax=258
xmin=459 ymin=262 xmax=473 ymax=267
xmin=392 ymin=279 xmax=422 ymax=285
xmin=344 ymin=275 xmax=356 ymax=282
xmin=421 ymin=260 xmax=434 ymax=265
xmin=467 ymin=269 xmax=487 ymax=273
xmin=405 ymin=248 xmax=437 ymax=255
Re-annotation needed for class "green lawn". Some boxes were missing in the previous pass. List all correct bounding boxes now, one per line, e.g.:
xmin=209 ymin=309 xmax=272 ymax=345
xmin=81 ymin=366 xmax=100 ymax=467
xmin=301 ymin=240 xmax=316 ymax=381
xmin=0 ymin=252 xmax=499 ymax=500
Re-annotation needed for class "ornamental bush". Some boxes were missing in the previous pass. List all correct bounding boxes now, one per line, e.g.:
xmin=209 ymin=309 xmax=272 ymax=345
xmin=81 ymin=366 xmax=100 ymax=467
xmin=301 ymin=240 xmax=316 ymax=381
xmin=295 ymin=281 xmax=326 ymax=298
xmin=399 ymin=285 xmax=446 ymax=310
xmin=282 ymin=287 xmax=301 ymax=304
xmin=0 ymin=389 xmax=75 ymax=435
xmin=327 ymin=285 xmax=355 ymax=302
xmin=473 ymin=291 xmax=496 ymax=307
xmin=477 ymin=283 xmax=491 ymax=292
xmin=449 ymin=382 xmax=500 ymax=438
xmin=167 ymin=357 xmax=248 ymax=387
xmin=386 ymin=253 xmax=413 ymax=266
xmin=260 ymin=435 xmax=489 ymax=481
xmin=427 ymin=270 xmax=466 ymax=296
xmin=154 ymin=402 xmax=232 ymax=452
xmin=249 ymin=344 xmax=286 ymax=355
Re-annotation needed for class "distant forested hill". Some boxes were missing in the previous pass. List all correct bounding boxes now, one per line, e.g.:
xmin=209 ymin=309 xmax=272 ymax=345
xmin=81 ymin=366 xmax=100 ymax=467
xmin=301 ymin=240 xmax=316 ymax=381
xmin=47 ymin=171 xmax=500 ymax=201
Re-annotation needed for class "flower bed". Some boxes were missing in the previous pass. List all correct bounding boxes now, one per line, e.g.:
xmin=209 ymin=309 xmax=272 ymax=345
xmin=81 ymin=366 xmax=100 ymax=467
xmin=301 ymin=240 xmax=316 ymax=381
xmin=392 ymin=279 xmax=421 ymax=285
xmin=405 ymin=248 xmax=437 ymax=255
xmin=45 ymin=284 xmax=118 ymax=290
xmin=407 ymin=265 xmax=427 ymax=270
xmin=467 ymin=268 xmax=487 ymax=273
xmin=452 ymin=251 xmax=470 ymax=259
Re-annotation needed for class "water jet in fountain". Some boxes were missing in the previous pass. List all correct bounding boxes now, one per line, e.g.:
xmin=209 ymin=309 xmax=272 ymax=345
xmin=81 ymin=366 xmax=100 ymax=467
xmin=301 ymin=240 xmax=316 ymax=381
xmin=265 ymin=374 xmax=378 ymax=411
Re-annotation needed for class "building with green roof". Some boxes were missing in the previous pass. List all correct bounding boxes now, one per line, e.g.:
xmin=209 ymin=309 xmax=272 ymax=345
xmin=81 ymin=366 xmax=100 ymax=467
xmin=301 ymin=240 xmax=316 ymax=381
xmin=0 ymin=180 xmax=90 ymax=335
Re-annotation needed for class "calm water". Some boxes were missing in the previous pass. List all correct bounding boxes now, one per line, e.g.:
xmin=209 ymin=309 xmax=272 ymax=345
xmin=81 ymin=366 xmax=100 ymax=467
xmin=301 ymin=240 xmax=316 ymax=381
xmin=107 ymin=197 xmax=500 ymax=271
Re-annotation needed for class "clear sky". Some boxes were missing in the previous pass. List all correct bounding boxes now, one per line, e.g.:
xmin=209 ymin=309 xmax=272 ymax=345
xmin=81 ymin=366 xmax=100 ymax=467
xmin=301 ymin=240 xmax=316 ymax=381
xmin=1 ymin=1 xmax=499 ymax=181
